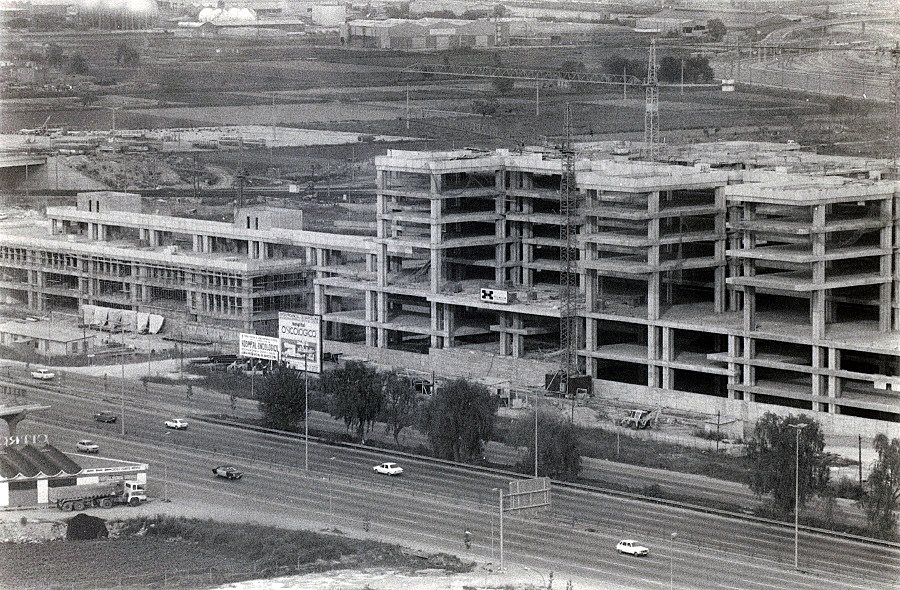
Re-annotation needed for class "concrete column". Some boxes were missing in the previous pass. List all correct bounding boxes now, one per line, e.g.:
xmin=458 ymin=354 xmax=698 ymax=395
xmin=500 ymin=312 xmax=511 ymax=356
xmin=364 ymin=290 xmax=377 ymax=347
xmin=50 ymin=219 xmax=58 ymax=234
xmin=714 ymin=187 xmax=726 ymax=313
xmin=742 ymin=336 xmax=755 ymax=401
xmin=811 ymin=345 xmax=826 ymax=410
xmin=442 ymin=305 xmax=454 ymax=349
xmin=879 ymin=197 xmax=893 ymax=331
xmin=313 ymin=283 xmax=325 ymax=316
xmin=376 ymin=291 xmax=387 ymax=347
xmin=191 ymin=234 xmax=200 ymax=251
xmin=647 ymin=325 xmax=660 ymax=387
xmin=511 ymin=314 xmax=524 ymax=358
xmin=727 ymin=334 xmax=739 ymax=399
xmin=430 ymin=301 xmax=441 ymax=349
xmin=203 ymin=235 xmax=211 ymax=252
xmin=430 ymin=197 xmax=442 ymax=294
xmin=647 ymin=191 xmax=661 ymax=320
xmin=811 ymin=204 xmax=826 ymax=339
xmin=827 ymin=347 xmax=840 ymax=412
xmin=661 ymin=326 xmax=674 ymax=389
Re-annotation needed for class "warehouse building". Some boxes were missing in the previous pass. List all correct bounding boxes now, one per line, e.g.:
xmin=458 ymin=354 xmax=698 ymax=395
xmin=340 ymin=18 xmax=508 ymax=50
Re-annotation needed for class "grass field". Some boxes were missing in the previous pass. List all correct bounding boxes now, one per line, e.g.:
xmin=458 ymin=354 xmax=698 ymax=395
xmin=0 ymin=516 xmax=472 ymax=589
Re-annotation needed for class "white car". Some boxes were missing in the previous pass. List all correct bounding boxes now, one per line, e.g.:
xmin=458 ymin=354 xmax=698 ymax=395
xmin=373 ymin=462 xmax=403 ymax=476
xmin=164 ymin=419 xmax=189 ymax=430
xmin=75 ymin=440 xmax=99 ymax=454
xmin=616 ymin=540 xmax=649 ymax=557
xmin=30 ymin=368 xmax=55 ymax=380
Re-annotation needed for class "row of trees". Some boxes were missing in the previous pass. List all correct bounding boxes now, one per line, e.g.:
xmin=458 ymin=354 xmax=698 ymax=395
xmin=261 ymin=366 xmax=897 ymax=537
xmin=259 ymin=361 xmax=584 ymax=478
xmin=259 ymin=362 xmax=501 ymax=463
xmin=746 ymin=412 xmax=900 ymax=538
xmin=601 ymin=54 xmax=714 ymax=83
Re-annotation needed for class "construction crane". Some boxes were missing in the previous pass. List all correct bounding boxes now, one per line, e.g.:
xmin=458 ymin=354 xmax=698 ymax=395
xmin=559 ymin=103 xmax=578 ymax=403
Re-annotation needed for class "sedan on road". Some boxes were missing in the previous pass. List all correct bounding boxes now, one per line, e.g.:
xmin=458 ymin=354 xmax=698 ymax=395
xmin=212 ymin=465 xmax=243 ymax=480
xmin=30 ymin=368 xmax=55 ymax=380
xmin=373 ymin=462 xmax=403 ymax=476
xmin=164 ymin=419 xmax=189 ymax=430
xmin=94 ymin=412 xmax=117 ymax=423
xmin=75 ymin=440 xmax=99 ymax=454
xmin=616 ymin=540 xmax=649 ymax=556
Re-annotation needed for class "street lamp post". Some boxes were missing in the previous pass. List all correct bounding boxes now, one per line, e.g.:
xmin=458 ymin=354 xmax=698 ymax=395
xmin=533 ymin=393 xmax=539 ymax=477
xmin=669 ymin=532 xmax=678 ymax=590
xmin=789 ymin=423 xmax=808 ymax=569
xmin=120 ymin=352 xmax=125 ymax=436
xmin=328 ymin=456 xmax=336 ymax=529
xmin=304 ymin=355 xmax=309 ymax=471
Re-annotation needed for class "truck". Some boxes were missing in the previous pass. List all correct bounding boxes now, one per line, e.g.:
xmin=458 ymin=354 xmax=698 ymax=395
xmin=48 ymin=481 xmax=147 ymax=512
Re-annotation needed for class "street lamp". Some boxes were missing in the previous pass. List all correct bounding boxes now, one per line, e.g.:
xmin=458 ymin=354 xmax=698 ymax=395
xmin=788 ymin=423 xmax=808 ymax=569
xmin=328 ymin=455 xmax=336 ymax=530
xmin=669 ymin=532 xmax=678 ymax=590
xmin=533 ymin=392 xmax=539 ymax=477
xmin=304 ymin=355 xmax=310 ymax=471
xmin=492 ymin=487 xmax=504 ymax=571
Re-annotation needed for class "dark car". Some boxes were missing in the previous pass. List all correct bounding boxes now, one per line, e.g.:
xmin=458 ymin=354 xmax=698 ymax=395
xmin=94 ymin=412 xmax=117 ymax=423
xmin=212 ymin=465 xmax=243 ymax=480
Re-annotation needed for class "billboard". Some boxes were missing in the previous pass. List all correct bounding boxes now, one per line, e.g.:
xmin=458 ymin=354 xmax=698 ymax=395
xmin=278 ymin=312 xmax=322 ymax=374
xmin=239 ymin=333 xmax=280 ymax=362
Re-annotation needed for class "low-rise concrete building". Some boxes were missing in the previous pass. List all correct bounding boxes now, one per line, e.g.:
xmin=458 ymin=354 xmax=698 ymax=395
xmin=340 ymin=18 xmax=507 ymax=50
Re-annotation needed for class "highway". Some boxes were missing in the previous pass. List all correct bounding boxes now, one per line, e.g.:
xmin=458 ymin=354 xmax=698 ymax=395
xmin=7 ymin=374 xmax=900 ymax=590
xmin=4 ymin=365 xmax=769 ymax=511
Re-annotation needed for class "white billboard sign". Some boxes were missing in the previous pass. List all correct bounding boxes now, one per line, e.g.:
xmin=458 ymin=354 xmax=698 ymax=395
xmin=239 ymin=333 xmax=280 ymax=362
xmin=278 ymin=312 xmax=322 ymax=374
xmin=480 ymin=287 xmax=509 ymax=304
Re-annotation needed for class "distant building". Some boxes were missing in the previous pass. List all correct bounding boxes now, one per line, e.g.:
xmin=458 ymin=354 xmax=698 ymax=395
xmin=307 ymin=3 xmax=345 ymax=26
xmin=634 ymin=16 xmax=708 ymax=37
xmin=340 ymin=18 xmax=508 ymax=50
xmin=0 ymin=319 xmax=94 ymax=357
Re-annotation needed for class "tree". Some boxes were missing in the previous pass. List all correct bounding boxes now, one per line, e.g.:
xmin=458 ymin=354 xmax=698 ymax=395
xmin=559 ymin=60 xmax=586 ymax=74
xmin=420 ymin=378 xmax=498 ymax=462
xmin=115 ymin=42 xmax=140 ymax=67
xmin=379 ymin=371 xmax=420 ymax=445
xmin=69 ymin=53 xmax=88 ymax=75
xmin=602 ymin=54 xmax=643 ymax=77
xmin=511 ymin=409 xmax=581 ymax=481
xmin=257 ymin=368 xmax=307 ymax=431
xmin=862 ymin=434 xmax=900 ymax=538
xmin=46 ymin=44 xmax=64 ymax=67
xmin=323 ymin=361 xmax=384 ymax=442
xmin=707 ymin=18 xmax=727 ymax=42
xmin=746 ymin=413 xmax=829 ymax=515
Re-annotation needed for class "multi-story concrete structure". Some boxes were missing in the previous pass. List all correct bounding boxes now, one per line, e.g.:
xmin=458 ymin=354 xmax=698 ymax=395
xmin=316 ymin=145 xmax=899 ymax=431
xmin=2 ymin=143 xmax=897 ymax=433
xmin=0 ymin=191 xmax=368 ymax=337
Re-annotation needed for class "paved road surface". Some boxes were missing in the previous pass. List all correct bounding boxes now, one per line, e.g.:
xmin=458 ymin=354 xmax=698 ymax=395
xmin=10 ymin=378 xmax=900 ymax=590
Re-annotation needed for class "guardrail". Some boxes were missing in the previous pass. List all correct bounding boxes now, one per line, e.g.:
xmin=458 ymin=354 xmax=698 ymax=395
xmin=196 ymin=415 xmax=900 ymax=550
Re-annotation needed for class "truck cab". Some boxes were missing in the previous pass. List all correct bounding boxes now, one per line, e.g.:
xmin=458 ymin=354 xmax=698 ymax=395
xmin=122 ymin=481 xmax=147 ymax=505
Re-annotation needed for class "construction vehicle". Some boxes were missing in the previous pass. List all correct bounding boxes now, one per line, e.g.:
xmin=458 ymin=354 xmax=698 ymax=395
xmin=619 ymin=408 xmax=660 ymax=430
xmin=48 ymin=480 xmax=146 ymax=512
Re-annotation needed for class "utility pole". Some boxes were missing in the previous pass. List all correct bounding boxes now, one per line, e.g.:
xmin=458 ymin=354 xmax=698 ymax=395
xmin=405 ymin=84 xmax=410 ymax=131
xmin=498 ymin=488 xmax=504 ymax=571
xmin=120 ymin=353 xmax=125 ymax=436
xmin=858 ymin=434 xmax=863 ymax=493
xmin=680 ymin=58 xmax=684 ymax=95
xmin=533 ymin=393 xmax=539 ymax=477
xmin=535 ymin=82 xmax=540 ymax=117
xmin=789 ymin=423 xmax=808 ymax=569
xmin=304 ymin=354 xmax=309 ymax=471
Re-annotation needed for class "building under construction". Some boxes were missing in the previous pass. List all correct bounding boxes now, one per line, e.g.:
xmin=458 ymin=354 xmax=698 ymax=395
xmin=317 ymin=141 xmax=899 ymax=431
xmin=0 ymin=141 xmax=897 ymax=431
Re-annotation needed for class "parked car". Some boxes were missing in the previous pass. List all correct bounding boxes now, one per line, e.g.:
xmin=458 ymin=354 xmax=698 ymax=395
xmin=373 ymin=462 xmax=403 ymax=476
xmin=164 ymin=419 xmax=188 ymax=430
xmin=30 ymin=368 xmax=55 ymax=380
xmin=94 ymin=412 xmax=117 ymax=423
xmin=75 ymin=440 xmax=99 ymax=454
xmin=616 ymin=540 xmax=649 ymax=557
xmin=212 ymin=465 xmax=243 ymax=480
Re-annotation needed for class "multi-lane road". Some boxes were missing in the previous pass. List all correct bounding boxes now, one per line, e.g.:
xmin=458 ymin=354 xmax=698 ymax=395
xmin=6 ymin=371 xmax=899 ymax=590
